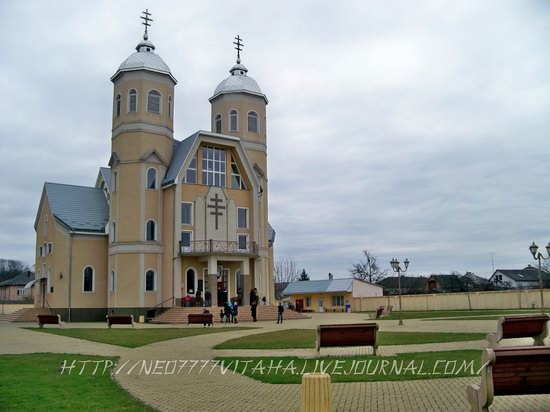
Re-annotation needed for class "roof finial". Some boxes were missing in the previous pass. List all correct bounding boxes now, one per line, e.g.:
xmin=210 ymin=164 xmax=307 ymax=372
xmin=233 ymin=35 xmax=243 ymax=64
xmin=141 ymin=9 xmax=153 ymax=40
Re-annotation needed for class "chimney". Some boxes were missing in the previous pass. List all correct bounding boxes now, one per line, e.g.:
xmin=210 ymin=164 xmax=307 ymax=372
xmin=328 ymin=273 xmax=333 ymax=280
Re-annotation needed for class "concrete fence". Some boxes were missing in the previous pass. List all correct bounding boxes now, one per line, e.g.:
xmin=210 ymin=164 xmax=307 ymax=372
xmin=352 ymin=289 xmax=550 ymax=312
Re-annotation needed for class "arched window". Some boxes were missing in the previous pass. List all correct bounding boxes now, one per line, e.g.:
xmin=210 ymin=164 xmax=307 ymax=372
xmin=145 ymin=270 xmax=156 ymax=291
xmin=83 ymin=266 xmax=94 ymax=292
xmin=229 ymin=110 xmax=238 ymax=131
xmin=215 ymin=114 xmax=222 ymax=134
xmin=168 ymin=96 xmax=173 ymax=118
xmin=111 ymin=171 xmax=117 ymax=192
xmin=147 ymin=90 xmax=161 ymax=114
xmin=186 ymin=268 xmax=196 ymax=294
xmin=147 ymin=168 xmax=157 ymax=189
xmin=146 ymin=220 xmax=156 ymax=241
xmin=115 ymin=94 xmax=121 ymax=117
xmin=235 ymin=269 xmax=242 ymax=293
xmin=128 ymin=89 xmax=137 ymax=112
xmin=109 ymin=271 xmax=115 ymax=293
xmin=110 ymin=221 xmax=116 ymax=243
xmin=247 ymin=111 xmax=259 ymax=132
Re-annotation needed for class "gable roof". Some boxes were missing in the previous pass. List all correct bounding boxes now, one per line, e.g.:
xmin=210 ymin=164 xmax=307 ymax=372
xmin=377 ymin=276 xmax=428 ymax=289
xmin=493 ymin=266 xmax=549 ymax=282
xmin=99 ymin=167 xmax=110 ymax=188
xmin=43 ymin=183 xmax=109 ymax=233
xmin=0 ymin=272 xmax=34 ymax=287
xmin=283 ymin=278 xmax=354 ymax=295
xmin=268 ymin=223 xmax=276 ymax=244
xmin=428 ymin=274 xmax=462 ymax=287
xmin=162 ymin=132 xmax=200 ymax=186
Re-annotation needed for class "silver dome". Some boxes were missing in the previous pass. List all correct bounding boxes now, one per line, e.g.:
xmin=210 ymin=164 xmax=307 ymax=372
xmin=210 ymin=62 xmax=267 ymax=103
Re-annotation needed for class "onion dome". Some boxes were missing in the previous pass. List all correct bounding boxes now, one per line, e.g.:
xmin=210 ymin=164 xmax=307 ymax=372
xmin=210 ymin=57 xmax=267 ymax=103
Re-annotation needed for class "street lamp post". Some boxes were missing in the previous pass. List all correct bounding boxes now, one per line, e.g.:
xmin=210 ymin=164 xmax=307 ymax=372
xmin=529 ymin=242 xmax=549 ymax=314
xmin=390 ymin=258 xmax=409 ymax=325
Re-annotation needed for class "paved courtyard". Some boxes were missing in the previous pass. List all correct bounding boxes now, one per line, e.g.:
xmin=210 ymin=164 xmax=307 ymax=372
xmin=1 ymin=312 xmax=549 ymax=411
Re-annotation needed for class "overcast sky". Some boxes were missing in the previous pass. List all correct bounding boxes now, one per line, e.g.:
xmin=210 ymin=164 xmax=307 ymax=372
xmin=1 ymin=1 xmax=549 ymax=279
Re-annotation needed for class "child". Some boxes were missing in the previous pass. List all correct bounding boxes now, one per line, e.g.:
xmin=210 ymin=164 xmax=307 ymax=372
xmin=232 ymin=301 xmax=239 ymax=324
xmin=219 ymin=309 xmax=224 ymax=323
xmin=225 ymin=301 xmax=232 ymax=323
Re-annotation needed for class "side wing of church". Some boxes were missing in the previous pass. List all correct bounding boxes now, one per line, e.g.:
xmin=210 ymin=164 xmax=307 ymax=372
xmin=33 ymin=20 xmax=276 ymax=321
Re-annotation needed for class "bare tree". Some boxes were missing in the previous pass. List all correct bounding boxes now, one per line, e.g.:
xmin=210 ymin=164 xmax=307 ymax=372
xmin=349 ymin=250 xmax=388 ymax=284
xmin=274 ymin=256 xmax=300 ymax=283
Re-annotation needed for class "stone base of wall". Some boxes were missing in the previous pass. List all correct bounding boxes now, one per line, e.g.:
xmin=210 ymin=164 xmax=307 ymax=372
xmin=51 ymin=307 xmax=153 ymax=322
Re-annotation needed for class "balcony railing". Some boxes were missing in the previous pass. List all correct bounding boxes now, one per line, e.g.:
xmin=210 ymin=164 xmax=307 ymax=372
xmin=179 ymin=240 xmax=259 ymax=256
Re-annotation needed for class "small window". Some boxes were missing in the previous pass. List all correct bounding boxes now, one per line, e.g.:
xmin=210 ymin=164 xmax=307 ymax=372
xmin=17 ymin=289 xmax=25 ymax=296
xmin=237 ymin=208 xmax=248 ymax=229
xmin=231 ymin=160 xmax=247 ymax=190
xmin=146 ymin=220 xmax=156 ymax=241
xmin=186 ymin=268 xmax=196 ymax=294
xmin=306 ymin=297 xmax=311 ymax=307
xmin=145 ymin=270 xmax=156 ymax=292
xmin=128 ymin=89 xmax=137 ymax=112
xmin=147 ymin=90 xmax=161 ymax=114
xmin=115 ymin=94 xmax=121 ymax=117
xmin=112 ymin=171 xmax=117 ymax=192
xmin=38 ymin=245 xmax=43 ymax=257
xmin=147 ymin=168 xmax=157 ymax=189
xmin=332 ymin=296 xmax=344 ymax=306
xmin=238 ymin=234 xmax=248 ymax=250
xmin=83 ymin=266 xmax=94 ymax=292
xmin=47 ymin=243 xmax=53 ymax=254
xmin=215 ymin=114 xmax=222 ymax=134
xmin=181 ymin=202 xmax=192 ymax=225
xmin=181 ymin=231 xmax=192 ymax=247
xmin=229 ymin=110 xmax=238 ymax=131
xmin=247 ymin=111 xmax=259 ymax=132
xmin=182 ymin=152 xmax=197 ymax=184
xmin=168 ymin=96 xmax=173 ymax=118
xmin=110 ymin=221 xmax=116 ymax=243
xmin=109 ymin=271 xmax=115 ymax=293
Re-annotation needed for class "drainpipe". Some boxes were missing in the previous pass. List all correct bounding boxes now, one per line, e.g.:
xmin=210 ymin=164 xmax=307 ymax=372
xmin=68 ymin=231 xmax=74 ymax=322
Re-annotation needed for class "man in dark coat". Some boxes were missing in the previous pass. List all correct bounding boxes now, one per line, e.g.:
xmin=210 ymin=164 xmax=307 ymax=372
xmin=251 ymin=299 xmax=257 ymax=322
xmin=277 ymin=302 xmax=284 ymax=324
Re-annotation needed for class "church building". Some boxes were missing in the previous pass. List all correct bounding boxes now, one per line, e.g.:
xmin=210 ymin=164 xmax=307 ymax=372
xmin=33 ymin=13 xmax=276 ymax=321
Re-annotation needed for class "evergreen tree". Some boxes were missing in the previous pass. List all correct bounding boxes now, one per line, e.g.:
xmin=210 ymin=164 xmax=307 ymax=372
xmin=299 ymin=269 xmax=310 ymax=281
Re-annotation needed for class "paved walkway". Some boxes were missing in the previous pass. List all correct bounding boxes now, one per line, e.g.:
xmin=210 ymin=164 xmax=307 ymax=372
xmin=1 ymin=313 xmax=549 ymax=411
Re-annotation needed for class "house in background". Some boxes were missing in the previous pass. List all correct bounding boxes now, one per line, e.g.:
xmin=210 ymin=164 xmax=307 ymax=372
xmin=377 ymin=276 xmax=428 ymax=295
xmin=283 ymin=277 xmax=383 ymax=312
xmin=489 ymin=266 xmax=550 ymax=289
xmin=426 ymin=274 xmax=464 ymax=293
xmin=0 ymin=272 xmax=35 ymax=302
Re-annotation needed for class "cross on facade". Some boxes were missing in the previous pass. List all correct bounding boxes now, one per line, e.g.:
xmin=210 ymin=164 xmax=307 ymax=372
xmin=207 ymin=193 xmax=226 ymax=230
xmin=141 ymin=9 xmax=153 ymax=37
xmin=233 ymin=35 xmax=244 ymax=62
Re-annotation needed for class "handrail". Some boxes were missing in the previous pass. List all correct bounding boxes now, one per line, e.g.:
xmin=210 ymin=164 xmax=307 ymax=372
xmin=146 ymin=296 xmax=174 ymax=314
xmin=44 ymin=298 xmax=53 ymax=314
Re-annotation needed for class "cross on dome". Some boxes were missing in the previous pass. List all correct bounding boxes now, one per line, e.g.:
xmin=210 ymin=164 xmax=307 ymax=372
xmin=140 ymin=9 xmax=153 ymax=40
xmin=233 ymin=35 xmax=244 ymax=64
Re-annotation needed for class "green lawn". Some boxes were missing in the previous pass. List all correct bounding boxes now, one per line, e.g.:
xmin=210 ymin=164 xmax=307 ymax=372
xmin=0 ymin=353 xmax=153 ymax=411
xmin=214 ymin=329 xmax=486 ymax=350
xmin=370 ymin=309 xmax=540 ymax=321
xmin=27 ymin=326 xmax=255 ymax=348
xmin=215 ymin=350 xmax=482 ymax=384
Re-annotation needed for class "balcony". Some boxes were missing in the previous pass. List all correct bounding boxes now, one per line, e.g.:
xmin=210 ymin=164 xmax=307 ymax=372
xmin=179 ymin=240 xmax=259 ymax=257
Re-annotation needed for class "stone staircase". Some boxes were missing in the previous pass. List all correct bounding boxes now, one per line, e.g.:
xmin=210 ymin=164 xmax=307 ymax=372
xmin=151 ymin=305 xmax=309 ymax=324
xmin=0 ymin=307 xmax=50 ymax=323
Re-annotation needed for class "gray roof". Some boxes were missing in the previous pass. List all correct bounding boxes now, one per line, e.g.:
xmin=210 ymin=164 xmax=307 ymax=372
xmin=268 ymin=223 xmax=276 ymax=244
xmin=494 ymin=267 xmax=549 ymax=282
xmin=210 ymin=62 xmax=267 ymax=103
xmin=44 ymin=183 xmax=109 ymax=233
xmin=99 ymin=167 xmax=110 ymax=189
xmin=162 ymin=132 xmax=199 ymax=186
xmin=283 ymin=278 xmax=354 ymax=295
xmin=0 ymin=272 xmax=34 ymax=287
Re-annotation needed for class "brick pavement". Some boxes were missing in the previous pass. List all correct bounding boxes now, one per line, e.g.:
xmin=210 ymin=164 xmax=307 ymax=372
xmin=1 ymin=313 xmax=549 ymax=411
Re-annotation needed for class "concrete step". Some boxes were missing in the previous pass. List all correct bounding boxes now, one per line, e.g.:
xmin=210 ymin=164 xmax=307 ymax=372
xmin=4 ymin=308 xmax=50 ymax=322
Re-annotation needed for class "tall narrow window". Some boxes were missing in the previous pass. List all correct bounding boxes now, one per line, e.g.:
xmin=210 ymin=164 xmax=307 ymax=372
xmin=147 ymin=168 xmax=157 ymax=189
xmin=147 ymin=90 xmax=161 ymax=114
xmin=215 ymin=114 xmax=222 ymax=134
xmin=238 ymin=234 xmax=248 ymax=250
xmin=128 ymin=89 xmax=137 ymax=112
xmin=238 ymin=208 xmax=248 ymax=229
xmin=201 ymin=146 xmax=226 ymax=187
xmin=83 ymin=266 xmax=94 ymax=292
xmin=186 ymin=269 xmax=196 ymax=294
xmin=231 ymin=160 xmax=247 ymax=189
xmin=247 ymin=111 xmax=259 ymax=132
xmin=145 ymin=270 xmax=156 ymax=291
xmin=146 ymin=220 xmax=156 ymax=241
xmin=112 ymin=171 xmax=117 ymax=192
xmin=109 ymin=271 xmax=115 ymax=293
xmin=168 ymin=96 xmax=173 ymax=118
xmin=229 ymin=110 xmax=238 ymax=131
xmin=182 ymin=152 xmax=197 ymax=184
xmin=110 ymin=221 xmax=116 ymax=243
xmin=181 ymin=231 xmax=192 ymax=248
xmin=115 ymin=94 xmax=121 ymax=117
xmin=181 ymin=202 xmax=192 ymax=225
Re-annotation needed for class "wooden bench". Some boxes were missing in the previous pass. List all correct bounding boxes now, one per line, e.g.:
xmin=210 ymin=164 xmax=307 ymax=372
xmin=37 ymin=314 xmax=64 ymax=328
xmin=467 ymin=346 xmax=550 ymax=411
xmin=106 ymin=314 xmax=134 ymax=328
xmin=316 ymin=323 xmax=379 ymax=356
xmin=486 ymin=313 xmax=549 ymax=348
xmin=187 ymin=313 xmax=213 ymax=326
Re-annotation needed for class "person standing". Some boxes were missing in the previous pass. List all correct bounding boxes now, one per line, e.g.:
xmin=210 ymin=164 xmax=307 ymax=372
xmin=205 ymin=289 xmax=211 ymax=307
xmin=196 ymin=289 xmax=202 ymax=307
xmin=251 ymin=299 xmax=257 ymax=322
xmin=277 ymin=302 xmax=284 ymax=324
xmin=232 ymin=301 xmax=239 ymax=323
xmin=225 ymin=301 xmax=231 ymax=323
xmin=249 ymin=288 xmax=256 ymax=306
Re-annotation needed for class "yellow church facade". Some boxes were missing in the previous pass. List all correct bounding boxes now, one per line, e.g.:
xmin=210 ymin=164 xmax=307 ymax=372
xmin=33 ymin=20 xmax=275 ymax=321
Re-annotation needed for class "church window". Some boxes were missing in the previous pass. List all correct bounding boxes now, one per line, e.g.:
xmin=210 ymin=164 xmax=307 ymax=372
xmin=201 ymin=146 xmax=226 ymax=187
xmin=182 ymin=152 xmax=197 ymax=184
xmin=147 ymin=90 xmax=161 ymax=114
xmin=109 ymin=271 xmax=115 ymax=293
xmin=215 ymin=114 xmax=222 ymax=134
xmin=47 ymin=242 xmax=53 ymax=254
xmin=147 ymin=168 xmax=157 ymax=189
xmin=112 ymin=171 xmax=117 ymax=192
xmin=237 ymin=208 xmax=248 ymax=229
xmin=83 ymin=266 xmax=94 ymax=292
xmin=168 ymin=96 xmax=173 ymax=118
xmin=115 ymin=94 xmax=121 ymax=117
xmin=181 ymin=202 xmax=193 ymax=225
xmin=110 ymin=221 xmax=116 ymax=243
xmin=181 ymin=231 xmax=192 ymax=248
xmin=146 ymin=220 xmax=156 ymax=241
xmin=128 ymin=89 xmax=137 ymax=112
xmin=247 ymin=111 xmax=259 ymax=132
xmin=231 ymin=160 xmax=247 ymax=190
xmin=186 ymin=268 xmax=196 ymax=294
xmin=229 ymin=110 xmax=238 ymax=131
xmin=145 ymin=270 xmax=156 ymax=292
xmin=238 ymin=234 xmax=248 ymax=250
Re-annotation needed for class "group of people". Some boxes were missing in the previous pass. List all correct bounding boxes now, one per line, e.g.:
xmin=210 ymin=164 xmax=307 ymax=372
xmin=220 ymin=299 xmax=239 ymax=323
xmin=184 ymin=288 xmax=212 ymax=307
